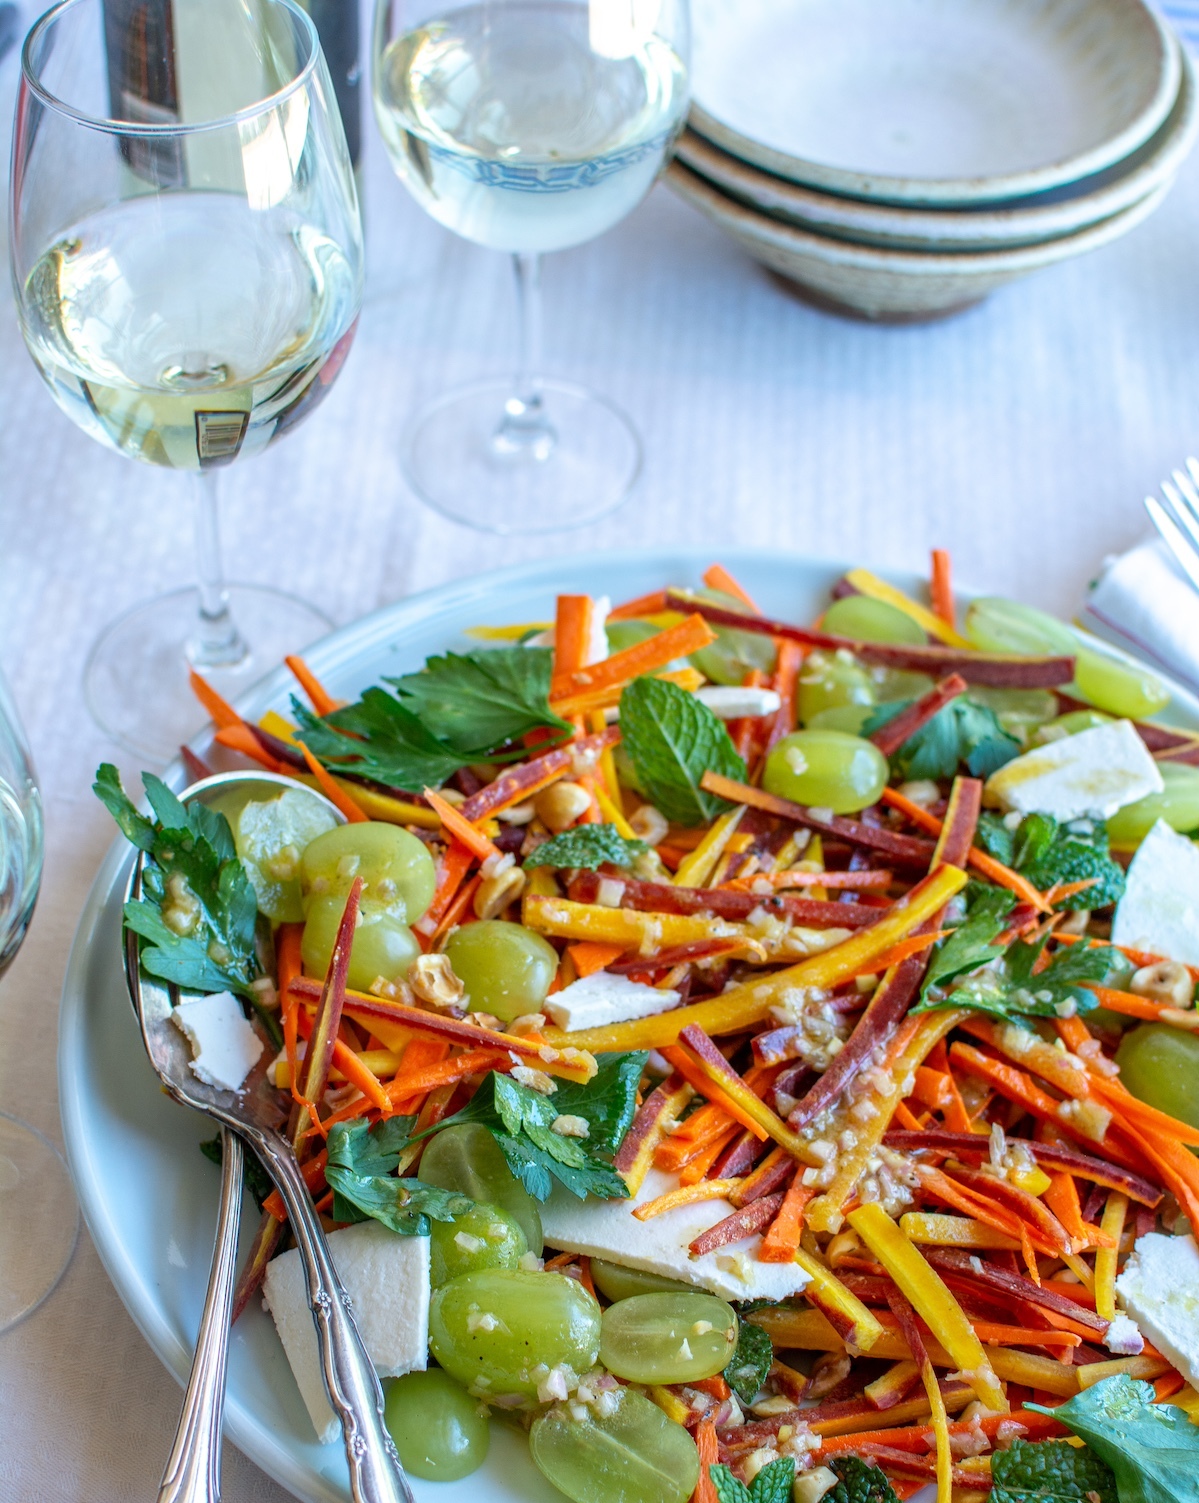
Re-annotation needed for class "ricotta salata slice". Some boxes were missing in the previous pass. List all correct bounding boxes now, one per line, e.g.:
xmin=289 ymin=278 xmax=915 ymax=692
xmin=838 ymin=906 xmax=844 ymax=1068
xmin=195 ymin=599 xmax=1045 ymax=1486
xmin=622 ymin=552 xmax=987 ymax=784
xmin=984 ymin=719 xmax=1162 ymax=822
xmin=544 ymin=970 xmax=681 ymax=1033
xmin=1113 ymin=819 xmax=1199 ymax=966
xmin=1115 ymin=1231 xmax=1199 ymax=1389
xmin=170 ymin=991 xmax=263 ymax=1093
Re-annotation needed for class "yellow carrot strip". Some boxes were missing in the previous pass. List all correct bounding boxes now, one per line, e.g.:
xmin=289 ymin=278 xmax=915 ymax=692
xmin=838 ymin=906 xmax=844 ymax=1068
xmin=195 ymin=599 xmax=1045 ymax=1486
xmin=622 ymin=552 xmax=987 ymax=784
xmin=591 ymin=777 xmax=639 ymax=841
xmin=299 ymin=743 xmax=370 ymax=823
xmin=791 ymin=1246 xmax=886 ymax=1353
xmin=465 ymin=621 xmax=552 ymax=640
xmin=540 ymin=863 xmax=968 ymax=1053
xmin=293 ymin=768 xmax=442 ymax=828
xmin=674 ymin=807 xmax=746 ymax=889
xmin=1095 ymin=1192 xmax=1128 ymax=1321
xmin=669 ymin=1045 xmax=820 ymax=1163
xmin=865 ymin=1361 xmax=922 ymax=1410
xmin=845 ymin=568 xmax=972 ymax=649
xmin=524 ymin=895 xmax=749 ymax=952
xmin=549 ymin=613 xmax=715 ymax=702
xmin=423 ymin=786 xmax=500 ymax=861
xmin=632 ymin=1178 xmax=743 ymax=1221
xmin=646 ymin=1385 xmax=691 ymax=1425
xmin=260 ymin=708 xmax=300 ymax=745
xmin=899 ymin=1213 xmax=1020 ymax=1251
xmin=848 ymin=1203 xmax=1007 ymax=1412
xmin=922 ymin=1361 xmax=953 ymax=1503
xmin=1077 ymin=1355 xmax=1172 ymax=1389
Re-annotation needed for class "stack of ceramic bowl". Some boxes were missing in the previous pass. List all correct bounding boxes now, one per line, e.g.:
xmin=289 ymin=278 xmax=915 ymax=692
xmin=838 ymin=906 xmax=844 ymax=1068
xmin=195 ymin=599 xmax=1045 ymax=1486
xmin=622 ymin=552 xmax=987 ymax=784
xmin=669 ymin=0 xmax=1198 ymax=321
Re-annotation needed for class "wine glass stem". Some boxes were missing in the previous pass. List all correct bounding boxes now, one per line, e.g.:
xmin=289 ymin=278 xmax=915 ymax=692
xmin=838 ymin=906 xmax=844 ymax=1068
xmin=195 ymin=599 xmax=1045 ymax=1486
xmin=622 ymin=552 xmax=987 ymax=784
xmin=188 ymin=470 xmax=249 ymax=671
xmin=493 ymin=252 xmax=556 ymax=461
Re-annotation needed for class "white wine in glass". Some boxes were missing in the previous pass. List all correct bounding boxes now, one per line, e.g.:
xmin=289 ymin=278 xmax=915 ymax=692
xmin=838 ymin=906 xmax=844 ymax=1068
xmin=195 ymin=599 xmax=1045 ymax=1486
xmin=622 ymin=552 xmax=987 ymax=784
xmin=9 ymin=0 xmax=364 ymax=761
xmin=373 ymin=0 xmax=690 ymax=533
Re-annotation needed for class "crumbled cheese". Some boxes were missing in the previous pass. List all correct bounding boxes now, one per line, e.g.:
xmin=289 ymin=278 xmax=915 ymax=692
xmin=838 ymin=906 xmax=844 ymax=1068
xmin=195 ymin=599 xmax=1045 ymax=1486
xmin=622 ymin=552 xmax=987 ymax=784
xmin=1115 ymin=1232 xmax=1199 ymax=1383
xmin=984 ymin=719 xmax=1163 ymax=821
xmin=171 ymin=991 xmax=263 ymax=1093
xmin=544 ymin=970 xmax=681 ymax=1033
xmin=1113 ymin=820 xmax=1199 ymax=966
xmin=695 ymin=686 xmax=782 ymax=719
xmin=1104 ymin=1313 xmax=1144 ymax=1355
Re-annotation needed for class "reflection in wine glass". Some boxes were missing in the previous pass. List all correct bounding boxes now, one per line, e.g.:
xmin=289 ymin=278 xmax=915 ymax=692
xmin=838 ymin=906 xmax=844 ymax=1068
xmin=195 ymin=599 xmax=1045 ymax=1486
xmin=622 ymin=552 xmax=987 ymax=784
xmin=373 ymin=0 xmax=690 ymax=533
xmin=9 ymin=0 xmax=364 ymax=761
xmin=0 ymin=666 xmax=79 ymax=1333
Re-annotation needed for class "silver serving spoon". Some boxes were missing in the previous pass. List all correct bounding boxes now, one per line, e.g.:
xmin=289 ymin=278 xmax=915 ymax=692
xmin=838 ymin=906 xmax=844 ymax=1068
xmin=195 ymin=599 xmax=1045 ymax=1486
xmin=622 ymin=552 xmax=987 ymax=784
xmin=124 ymin=770 xmax=413 ymax=1503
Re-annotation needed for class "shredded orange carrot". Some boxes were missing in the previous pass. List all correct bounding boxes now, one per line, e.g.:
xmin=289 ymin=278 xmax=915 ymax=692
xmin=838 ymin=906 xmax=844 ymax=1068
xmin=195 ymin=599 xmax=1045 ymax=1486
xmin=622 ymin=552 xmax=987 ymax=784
xmin=430 ymin=874 xmax=482 ymax=948
xmin=659 ymin=1046 xmax=769 ymax=1141
xmin=299 ymin=743 xmax=369 ymax=822
xmin=930 ymin=550 xmax=955 ymax=629
xmin=568 ymin=941 xmax=628 ymax=978
xmin=189 ymin=668 xmax=242 ymax=729
xmin=689 ymin=1375 xmax=731 ymax=1402
xmin=418 ymin=842 xmax=476 ymax=939
xmin=633 ymin=1177 xmax=743 ymax=1221
xmin=388 ymin=1038 xmax=452 ymax=1112
xmin=692 ymin=1417 xmax=719 ymax=1503
xmin=881 ymin=787 xmax=1049 ymax=910
xmin=894 ymin=1101 xmax=928 ymax=1132
xmin=763 ymin=639 xmax=803 ymax=757
xmin=549 ymin=613 xmax=715 ymax=702
xmin=678 ymin=1128 xmax=741 ymax=1185
xmin=213 ymin=723 xmax=285 ymax=772
xmin=1155 ymin=1371 xmax=1186 ymax=1402
xmin=576 ymin=1255 xmax=597 ymax=1300
xmin=385 ymin=1048 xmax=511 ymax=1105
xmin=703 ymin=563 xmax=761 ymax=611
xmin=607 ymin=589 xmax=669 ymax=621
xmin=284 ymin=655 xmax=341 ymax=717
xmin=758 ymin=1174 xmax=813 ymax=1261
xmin=971 ymin=1323 xmax=1080 ymax=1353
xmin=262 ymin=1150 xmax=328 ymax=1223
xmin=423 ymin=786 xmax=500 ymax=861
xmin=1085 ymin=984 xmax=1173 ymax=1022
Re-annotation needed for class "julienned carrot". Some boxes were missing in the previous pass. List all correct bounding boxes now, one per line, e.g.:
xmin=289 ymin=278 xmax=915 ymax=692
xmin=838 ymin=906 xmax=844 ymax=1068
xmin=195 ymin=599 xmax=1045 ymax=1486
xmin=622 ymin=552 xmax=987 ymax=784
xmin=189 ymin=668 xmax=242 ymax=729
xmin=1084 ymin=984 xmax=1174 ymax=1022
xmin=389 ymin=1037 xmax=451 ymax=1112
xmin=549 ymin=612 xmax=715 ymax=702
xmin=916 ymin=1165 xmax=1033 ymax=1248
xmin=459 ymin=729 xmax=619 ymax=824
xmin=660 ymin=1046 xmax=770 ymax=1142
xmin=757 ymin=1174 xmax=813 ymax=1261
xmin=632 ymin=1177 xmax=743 ymax=1221
xmin=763 ymin=639 xmax=803 ymax=757
xmin=568 ymin=941 xmax=628 ymax=978
xmin=1090 ymin=1075 xmax=1199 ymax=1149
xmin=971 ymin=1323 xmax=1080 ymax=1353
xmin=212 ymin=722 xmax=287 ymax=772
xmin=424 ymin=786 xmax=500 ymax=861
xmin=553 ymin=595 xmax=596 ymax=679
xmin=607 ymin=590 xmax=669 ymax=622
xmin=692 ymin=1417 xmax=719 ymax=1503
xmin=870 ymin=676 xmax=968 ymax=759
xmin=294 ymin=1005 xmax=391 ymax=1113
xmin=417 ymin=842 xmax=476 ymax=937
xmin=679 ymin=1129 xmax=741 ymax=1185
xmin=385 ymin=1048 xmax=512 ymax=1104
xmin=430 ymin=875 xmax=481 ymax=948
xmin=930 ymin=551 xmax=955 ymax=630
xmin=262 ymin=1150 xmax=329 ymax=1223
xmin=703 ymin=563 xmax=761 ymax=611
xmin=300 ymin=742 xmax=369 ymax=822
xmin=285 ymin=655 xmax=341 ymax=717
xmin=294 ymin=879 xmax=363 ymax=1140
xmin=815 ymin=1407 xmax=1065 ymax=1457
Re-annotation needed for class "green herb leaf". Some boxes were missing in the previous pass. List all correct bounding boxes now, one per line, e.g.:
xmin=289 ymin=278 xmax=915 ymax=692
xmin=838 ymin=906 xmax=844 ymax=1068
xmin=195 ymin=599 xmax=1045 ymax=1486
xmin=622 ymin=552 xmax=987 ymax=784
xmin=96 ymin=764 xmax=262 ymax=1001
xmin=709 ymin=1467 xmax=752 ymax=1503
xmin=976 ymin=812 xmax=1016 ymax=866
xmin=325 ymin=1116 xmax=473 ymax=1236
xmin=723 ymin=1320 xmax=774 ymax=1404
xmin=991 ymin=1438 xmax=1117 ymax=1503
xmin=865 ymin=697 xmax=1021 ymax=781
xmin=293 ymin=691 xmax=468 ymax=792
xmin=525 ymin=823 xmax=648 ymax=872
xmin=388 ymin=646 xmax=572 ymax=756
xmin=750 ymin=1459 xmax=797 ymax=1503
xmin=915 ymin=883 xmax=1015 ymax=1008
xmin=1015 ymin=816 xmax=1126 ymax=911
xmin=546 ymin=1051 xmax=648 ymax=1156
xmin=1027 ymin=1375 xmax=1199 ymax=1503
xmin=828 ymin=1455 xmax=900 ymax=1503
xmin=619 ymin=676 xmax=746 ymax=826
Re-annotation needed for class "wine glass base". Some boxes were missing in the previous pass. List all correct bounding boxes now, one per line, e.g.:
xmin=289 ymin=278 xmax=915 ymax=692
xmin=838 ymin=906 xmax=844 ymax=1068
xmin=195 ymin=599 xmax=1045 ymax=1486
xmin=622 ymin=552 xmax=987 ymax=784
xmin=403 ymin=377 xmax=642 ymax=535
xmin=0 ymin=1112 xmax=79 ymax=1333
xmin=84 ymin=585 xmax=335 ymax=766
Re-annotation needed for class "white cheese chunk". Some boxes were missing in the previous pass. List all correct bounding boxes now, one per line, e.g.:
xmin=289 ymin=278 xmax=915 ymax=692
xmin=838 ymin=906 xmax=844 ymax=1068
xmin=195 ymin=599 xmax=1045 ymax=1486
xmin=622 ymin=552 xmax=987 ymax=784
xmin=539 ymin=1168 xmax=811 ymax=1303
xmin=695 ymin=687 xmax=783 ymax=720
xmin=170 ymin=991 xmax=263 ymax=1092
xmin=263 ymin=1221 xmax=430 ymax=1443
xmin=984 ymin=719 xmax=1162 ymax=822
xmin=544 ymin=971 xmax=681 ymax=1033
xmin=1113 ymin=820 xmax=1199 ymax=966
xmin=1115 ymin=1232 xmax=1199 ymax=1387
xmin=588 ymin=595 xmax=611 ymax=667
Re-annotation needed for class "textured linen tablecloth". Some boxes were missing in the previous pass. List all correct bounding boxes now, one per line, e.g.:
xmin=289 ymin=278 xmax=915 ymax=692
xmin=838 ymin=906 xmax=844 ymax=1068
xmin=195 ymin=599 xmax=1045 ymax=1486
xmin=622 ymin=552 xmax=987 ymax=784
xmin=7 ymin=2 xmax=1199 ymax=1494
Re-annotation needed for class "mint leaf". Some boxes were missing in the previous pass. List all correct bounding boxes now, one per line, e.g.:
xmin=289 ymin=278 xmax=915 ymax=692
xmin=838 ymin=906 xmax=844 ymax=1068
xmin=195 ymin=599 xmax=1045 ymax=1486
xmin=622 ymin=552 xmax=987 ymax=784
xmin=992 ymin=1438 xmax=1117 ymax=1503
xmin=865 ymin=697 xmax=1020 ymax=781
xmin=525 ymin=823 xmax=648 ymax=872
xmin=723 ymin=1320 xmax=774 ymax=1404
xmin=751 ymin=1459 xmax=796 ymax=1503
xmin=709 ymin=1466 xmax=752 ymax=1503
xmin=1015 ymin=816 xmax=1126 ymax=911
xmin=1027 ymin=1375 xmax=1199 ymax=1503
xmin=828 ymin=1456 xmax=900 ymax=1503
xmin=619 ymin=676 xmax=746 ymax=826
xmin=325 ymin=1116 xmax=473 ymax=1235
xmin=916 ymin=883 xmax=1015 ymax=1007
xmin=976 ymin=812 xmax=1016 ymax=866
xmin=388 ymin=647 xmax=572 ymax=756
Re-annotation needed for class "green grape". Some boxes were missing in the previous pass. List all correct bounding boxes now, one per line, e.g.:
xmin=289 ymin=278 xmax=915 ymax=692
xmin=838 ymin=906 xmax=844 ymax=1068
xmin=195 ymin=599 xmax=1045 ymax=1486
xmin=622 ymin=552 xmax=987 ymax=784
xmin=384 ymin=1370 xmax=489 ymax=1481
xmin=606 ymin=620 xmax=661 ymax=656
xmin=419 ymin=1123 xmax=544 ymax=1255
xmin=530 ymin=1388 xmax=699 ymax=1503
xmin=687 ymin=590 xmax=777 ymax=686
xmin=1033 ymin=709 xmax=1113 ymax=745
xmin=300 ymin=822 xmax=437 ymax=923
xmin=1107 ymin=762 xmax=1199 ymax=849
xmin=806 ymin=704 xmax=874 ymax=735
xmin=969 ymin=686 xmax=1059 ymax=743
xmin=429 ymin=1269 xmax=601 ymax=1396
xmin=823 ymin=595 xmax=926 ymax=646
xmin=1115 ymin=1023 xmax=1199 ymax=1129
xmin=301 ymin=896 xmax=419 ymax=992
xmin=965 ymin=597 xmax=1170 ymax=719
xmin=590 ymin=1260 xmax=696 ymax=1302
xmin=763 ymin=729 xmax=889 ymax=814
xmin=444 ymin=920 xmax=559 ymax=1023
xmin=429 ymin=1202 xmax=527 ymax=1288
xmin=599 ymin=1294 xmax=737 ymax=1384
xmin=797 ymin=650 xmax=876 ymax=725
xmin=207 ymin=787 xmax=337 ymax=923
xmin=871 ymin=667 xmax=935 ymax=703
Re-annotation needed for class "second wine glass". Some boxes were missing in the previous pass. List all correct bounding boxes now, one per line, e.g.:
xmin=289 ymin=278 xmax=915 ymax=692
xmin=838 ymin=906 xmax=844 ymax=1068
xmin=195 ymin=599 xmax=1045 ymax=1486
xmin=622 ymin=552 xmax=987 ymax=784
xmin=373 ymin=0 xmax=690 ymax=534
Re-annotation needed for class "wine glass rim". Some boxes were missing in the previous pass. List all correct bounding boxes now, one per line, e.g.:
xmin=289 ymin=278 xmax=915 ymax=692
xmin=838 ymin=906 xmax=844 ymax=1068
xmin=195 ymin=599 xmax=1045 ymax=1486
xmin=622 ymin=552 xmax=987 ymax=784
xmin=21 ymin=0 xmax=323 ymax=137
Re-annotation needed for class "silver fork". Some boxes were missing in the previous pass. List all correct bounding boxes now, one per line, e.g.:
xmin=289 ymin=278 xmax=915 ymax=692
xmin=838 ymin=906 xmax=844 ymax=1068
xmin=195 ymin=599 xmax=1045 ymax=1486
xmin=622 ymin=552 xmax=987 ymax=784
xmin=1146 ymin=457 xmax=1199 ymax=593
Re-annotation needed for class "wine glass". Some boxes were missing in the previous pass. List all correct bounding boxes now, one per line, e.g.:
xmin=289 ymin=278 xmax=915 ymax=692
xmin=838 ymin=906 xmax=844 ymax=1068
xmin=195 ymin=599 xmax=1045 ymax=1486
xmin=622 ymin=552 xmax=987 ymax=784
xmin=9 ymin=0 xmax=364 ymax=763
xmin=372 ymin=0 xmax=690 ymax=534
xmin=0 ymin=664 xmax=78 ymax=1332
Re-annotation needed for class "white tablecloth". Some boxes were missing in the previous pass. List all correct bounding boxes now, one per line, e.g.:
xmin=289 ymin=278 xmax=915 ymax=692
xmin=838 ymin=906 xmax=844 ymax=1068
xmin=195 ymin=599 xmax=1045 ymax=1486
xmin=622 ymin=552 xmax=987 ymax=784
xmin=5 ymin=3 xmax=1199 ymax=1494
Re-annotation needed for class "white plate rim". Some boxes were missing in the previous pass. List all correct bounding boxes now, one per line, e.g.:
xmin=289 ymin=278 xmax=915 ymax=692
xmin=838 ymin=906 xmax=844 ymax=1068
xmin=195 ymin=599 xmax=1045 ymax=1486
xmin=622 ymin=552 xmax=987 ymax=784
xmin=58 ymin=546 xmax=1199 ymax=1503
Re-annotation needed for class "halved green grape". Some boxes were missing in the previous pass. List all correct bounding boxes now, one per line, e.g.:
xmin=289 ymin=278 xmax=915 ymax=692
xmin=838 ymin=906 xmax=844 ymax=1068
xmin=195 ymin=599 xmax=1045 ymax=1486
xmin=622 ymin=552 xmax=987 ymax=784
xmin=590 ymin=1260 xmax=696 ymax=1302
xmin=207 ymin=788 xmax=338 ymax=923
xmin=300 ymin=822 xmax=437 ymax=923
xmin=443 ymin=920 xmax=559 ymax=1023
xmin=429 ymin=1201 xmax=527 ymax=1288
xmin=965 ymin=597 xmax=1170 ymax=719
xmin=969 ymin=687 xmax=1059 ymax=744
xmin=688 ymin=590 xmax=778 ymax=687
xmin=301 ymin=896 xmax=419 ymax=992
xmin=429 ymin=1269 xmax=601 ymax=1396
xmin=806 ymin=704 xmax=874 ymax=736
xmin=1107 ymin=762 xmax=1199 ymax=849
xmin=419 ymin=1123 xmax=544 ymax=1255
xmin=763 ymin=729 xmax=889 ymax=814
xmin=530 ymin=1388 xmax=699 ymax=1503
xmin=606 ymin=620 xmax=660 ymax=656
xmin=823 ymin=595 xmax=926 ymax=646
xmin=1115 ymin=1023 xmax=1199 ymax=1130
xmin=1033 ymin=709 xmax=1113 ymax=745
xmin=384 ymin=1370 xmax=489 ymax=1481
xmin=870 ymin=667 xmax=935 ymax=704
xmin=599 ymin=1293 xmax=737 ymax=1384
xmin=798 ymin=650 xmax=876 ymax=725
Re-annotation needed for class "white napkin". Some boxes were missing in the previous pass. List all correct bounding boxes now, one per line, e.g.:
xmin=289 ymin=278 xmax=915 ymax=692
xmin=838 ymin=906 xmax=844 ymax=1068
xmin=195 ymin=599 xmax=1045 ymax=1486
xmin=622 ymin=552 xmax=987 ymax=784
xmin=1078 ymin=535 xmax=1199 ymax=698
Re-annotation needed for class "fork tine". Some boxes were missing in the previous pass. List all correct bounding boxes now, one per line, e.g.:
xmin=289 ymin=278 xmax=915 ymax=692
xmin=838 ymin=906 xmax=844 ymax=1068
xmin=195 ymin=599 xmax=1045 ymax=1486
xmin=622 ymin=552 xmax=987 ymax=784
xmin=1146 ymin=493 xmax=1199 ymax=593
xmin=1163 ymin=478 xmax=1199 ymax=553
xmin=1185 ymin=456 xmax=1199 ymax=497
xmin=1170 ymin=468 xmax=1199 ymax=525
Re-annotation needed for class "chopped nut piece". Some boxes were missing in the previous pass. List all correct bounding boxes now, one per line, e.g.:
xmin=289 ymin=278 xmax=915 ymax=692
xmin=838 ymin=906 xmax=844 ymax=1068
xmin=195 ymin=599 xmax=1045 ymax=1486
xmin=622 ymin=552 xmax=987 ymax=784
xmin=551 ymin=1114 xmax=590 ymax=1138
xmin=410 ymin=952 xmax=465 ymax=1009
xmin=534 ymin=780 xmax=592 ymax=833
